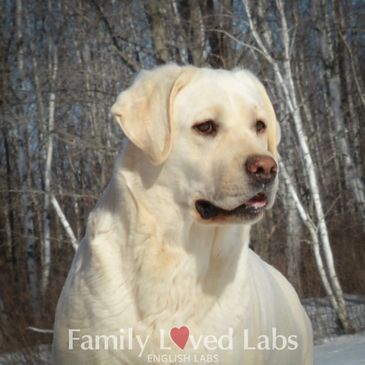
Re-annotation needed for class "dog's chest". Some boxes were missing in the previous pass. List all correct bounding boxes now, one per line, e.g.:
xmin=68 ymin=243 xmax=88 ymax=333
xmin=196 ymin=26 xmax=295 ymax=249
xmin=132 ymin=247 xmax=248 ymax=330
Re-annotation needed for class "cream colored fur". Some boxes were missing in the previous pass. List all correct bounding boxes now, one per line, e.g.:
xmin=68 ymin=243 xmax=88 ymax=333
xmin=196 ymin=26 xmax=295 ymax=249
xmin=52 ymin=64 xmax=313 ymax=365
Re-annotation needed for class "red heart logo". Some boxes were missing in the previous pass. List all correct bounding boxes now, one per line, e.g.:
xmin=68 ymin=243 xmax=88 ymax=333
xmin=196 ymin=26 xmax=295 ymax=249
xmin=170 ymin=326 xmax=190 ymax=350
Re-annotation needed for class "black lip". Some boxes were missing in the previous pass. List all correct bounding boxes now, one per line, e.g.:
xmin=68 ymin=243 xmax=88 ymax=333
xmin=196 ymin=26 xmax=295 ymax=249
xmin=195 ymin=198 xmax=266 ymax=220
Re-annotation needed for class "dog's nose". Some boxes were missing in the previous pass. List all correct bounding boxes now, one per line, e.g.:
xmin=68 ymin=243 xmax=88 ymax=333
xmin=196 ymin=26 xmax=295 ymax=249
xmin=245 ymin=155 xmax=277 ymax=184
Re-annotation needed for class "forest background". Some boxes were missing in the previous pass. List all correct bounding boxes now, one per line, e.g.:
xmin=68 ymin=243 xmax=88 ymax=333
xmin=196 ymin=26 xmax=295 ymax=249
xmin=0 ymin=0 xmax=364 ymax=357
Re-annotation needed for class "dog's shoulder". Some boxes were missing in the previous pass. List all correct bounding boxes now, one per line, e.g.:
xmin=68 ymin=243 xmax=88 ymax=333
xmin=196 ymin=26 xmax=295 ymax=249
xmin=247 ymin=249 xmax=311 ymax=327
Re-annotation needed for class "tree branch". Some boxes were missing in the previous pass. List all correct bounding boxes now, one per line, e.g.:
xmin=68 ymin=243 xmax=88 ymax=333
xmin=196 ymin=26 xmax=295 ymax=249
xmin=89 ymin=0 xmax=139 ymax=72
xmin=51 ymin=195 xmax=78 ymax=251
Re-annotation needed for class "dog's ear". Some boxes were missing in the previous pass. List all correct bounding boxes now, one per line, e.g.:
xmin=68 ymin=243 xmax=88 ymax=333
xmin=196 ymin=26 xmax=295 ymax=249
xmin=111 ymin=64 xmax=196 ymax=165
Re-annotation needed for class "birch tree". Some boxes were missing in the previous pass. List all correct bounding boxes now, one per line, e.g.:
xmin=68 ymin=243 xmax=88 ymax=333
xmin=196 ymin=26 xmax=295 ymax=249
xmin=41 ymin=41 xmax=58 ymax=293
xmin=279 ymin=158 xmax=350 ymax=329
xmin=1 ymin=0 xmax=364 ymax=353
xmin=242 ymin=0 xmax=352 ymax=331
xmin=316 ymin=0 xmax=365 ymax=224
xmin=15 ymin=0 xmax=40 ymax=318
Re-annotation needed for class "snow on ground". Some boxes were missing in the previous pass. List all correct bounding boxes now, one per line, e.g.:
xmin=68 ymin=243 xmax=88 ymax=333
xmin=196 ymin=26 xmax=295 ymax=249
xmin=314 ymin=331 xmax=365 ymax=365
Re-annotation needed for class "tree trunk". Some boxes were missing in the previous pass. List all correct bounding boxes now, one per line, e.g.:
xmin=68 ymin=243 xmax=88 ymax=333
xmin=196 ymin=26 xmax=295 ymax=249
xmin=284 ymin=166 xmax=303 ymax=294
xmin=279 ymin=158 xmax=345 ymax=321
xmin=276 ymin=0 xmax=352 ymax=332
xmin=2 ymin=130 xmax=16 ymax=264
xmin=243 ymin=0 xmax=352 ymax=332
xmin=41 ymin=41 xmax=58 ymax=294
xmin=51 ymin=196 xmax=78 ymax=251
xmin=16 ymin=0 xmax=39 ymax=318
xmin=318 ymin=0 xmax=365 ymax=224
xmin=144 ymin=1 xmax=171 ymax=64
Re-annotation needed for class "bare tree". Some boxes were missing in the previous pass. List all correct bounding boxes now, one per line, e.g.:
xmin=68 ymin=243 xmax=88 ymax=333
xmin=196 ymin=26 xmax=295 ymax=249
xmin=41 ymin=41 xmax=58 ymax=293
xmin=15 ymin=0 xmax=40 ymax=319
xmin=316 ymin=0 xmax=365 ymax=224
xmin=1 ymin=0 xmax=364 ymax=355
xmin=242 ymin=0 xmax=352 ymax=331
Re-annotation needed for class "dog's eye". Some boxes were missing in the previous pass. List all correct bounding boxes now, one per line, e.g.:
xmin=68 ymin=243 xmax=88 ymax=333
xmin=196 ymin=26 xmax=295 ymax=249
xmin=256 ymin=120 xmax=267 ymax=134
xmin=193 ymin=120 xmax=218 ymax=136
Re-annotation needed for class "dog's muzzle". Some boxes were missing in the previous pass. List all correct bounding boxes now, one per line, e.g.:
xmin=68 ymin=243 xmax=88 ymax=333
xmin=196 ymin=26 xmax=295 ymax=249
xmin=195 ymin=192 xmax=269 ymax=220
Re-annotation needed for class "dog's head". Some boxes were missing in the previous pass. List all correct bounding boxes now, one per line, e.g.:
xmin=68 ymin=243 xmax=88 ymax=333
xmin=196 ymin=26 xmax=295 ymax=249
xmin=112 ymin=64 xmax=280 ymax=225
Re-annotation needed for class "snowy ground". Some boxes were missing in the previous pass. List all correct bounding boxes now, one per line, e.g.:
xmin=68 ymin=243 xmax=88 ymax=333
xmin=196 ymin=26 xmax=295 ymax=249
xmin=314 ymin=331 xmax=365 ymax=365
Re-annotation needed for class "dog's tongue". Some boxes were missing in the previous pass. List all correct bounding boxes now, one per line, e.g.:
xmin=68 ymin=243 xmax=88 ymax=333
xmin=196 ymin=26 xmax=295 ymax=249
xmin=244 ymin=193 xmax=268 ymax=209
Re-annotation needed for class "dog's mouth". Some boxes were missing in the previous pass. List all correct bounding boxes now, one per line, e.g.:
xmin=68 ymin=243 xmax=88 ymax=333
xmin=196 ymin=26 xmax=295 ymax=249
xmin=195 ymin=193 xmax=268 ymax=220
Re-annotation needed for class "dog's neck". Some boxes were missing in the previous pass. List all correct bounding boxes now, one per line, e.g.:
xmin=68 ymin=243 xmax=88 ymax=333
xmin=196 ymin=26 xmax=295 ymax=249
xmin=102 ymin=149 xmax=252 ymax=321
xmin=119 ymin=148 xmax=251 ymax=258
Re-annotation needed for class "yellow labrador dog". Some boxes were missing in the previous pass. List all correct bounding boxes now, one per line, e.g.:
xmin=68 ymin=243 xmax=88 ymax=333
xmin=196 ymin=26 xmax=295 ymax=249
xmin=53 ymin=64 xmax=313 ymax=364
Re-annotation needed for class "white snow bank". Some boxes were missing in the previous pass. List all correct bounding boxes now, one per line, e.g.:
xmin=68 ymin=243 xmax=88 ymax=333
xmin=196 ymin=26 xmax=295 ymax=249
xmin=314 ymin=331 xmax=365 ymax=365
